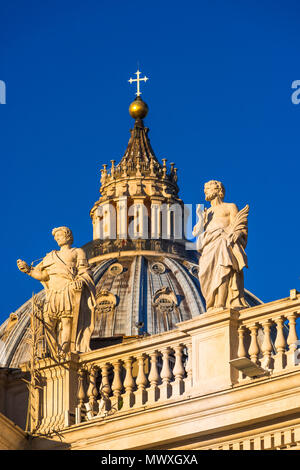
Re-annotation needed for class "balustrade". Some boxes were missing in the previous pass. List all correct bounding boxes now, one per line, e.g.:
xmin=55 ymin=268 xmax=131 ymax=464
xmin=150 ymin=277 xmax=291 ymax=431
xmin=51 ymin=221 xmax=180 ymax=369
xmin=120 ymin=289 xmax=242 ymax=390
xmin=29 ymin=294 xmax=300 ymax=434
xmin=236 ymin=310 xmax=300 ymax=379
xmin=75 ymin=341 xmax=191 ymax=423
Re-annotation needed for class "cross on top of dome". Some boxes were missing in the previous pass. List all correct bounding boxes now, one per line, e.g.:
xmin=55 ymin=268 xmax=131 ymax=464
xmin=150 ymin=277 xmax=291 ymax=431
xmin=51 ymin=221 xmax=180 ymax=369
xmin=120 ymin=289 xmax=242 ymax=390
xmin=128 ymin=69 xmax=149 ymax=97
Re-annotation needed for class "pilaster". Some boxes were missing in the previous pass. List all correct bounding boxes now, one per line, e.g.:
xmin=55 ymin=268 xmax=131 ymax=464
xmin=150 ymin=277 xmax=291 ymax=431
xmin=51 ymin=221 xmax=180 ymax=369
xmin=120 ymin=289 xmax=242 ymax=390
xmin=22 ymin=353 xmax=80 ymax=434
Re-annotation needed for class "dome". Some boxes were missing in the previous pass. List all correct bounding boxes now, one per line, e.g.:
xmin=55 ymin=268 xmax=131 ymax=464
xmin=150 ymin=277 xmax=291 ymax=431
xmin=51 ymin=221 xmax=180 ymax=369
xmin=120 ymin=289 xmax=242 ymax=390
xmin=0 ymin=244 xmax=262 ymax=368
xmin=0 ymin=93 xmax=263 ymax=369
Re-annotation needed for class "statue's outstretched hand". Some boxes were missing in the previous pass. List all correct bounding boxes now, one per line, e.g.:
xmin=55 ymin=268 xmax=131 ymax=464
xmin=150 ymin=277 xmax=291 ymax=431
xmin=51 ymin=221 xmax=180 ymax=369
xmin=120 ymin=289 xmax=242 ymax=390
xmin=17 ymin=259 xmax=31 ymax=274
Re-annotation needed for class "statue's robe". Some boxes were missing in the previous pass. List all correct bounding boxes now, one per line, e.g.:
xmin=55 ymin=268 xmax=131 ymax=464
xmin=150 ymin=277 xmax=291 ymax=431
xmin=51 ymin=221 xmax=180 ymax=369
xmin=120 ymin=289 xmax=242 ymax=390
xmin=39 ymin=250 xmax=96 ymax=356
xmin=198 ymin=206 xmax=249 ymax=310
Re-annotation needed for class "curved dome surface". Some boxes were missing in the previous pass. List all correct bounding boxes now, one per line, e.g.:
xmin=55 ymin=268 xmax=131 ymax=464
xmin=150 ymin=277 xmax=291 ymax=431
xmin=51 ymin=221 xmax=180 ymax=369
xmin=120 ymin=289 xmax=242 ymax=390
xmin=0 ymin=98 xmax=264 ymax=370
xmin=0 ymin=251 xmax=262 ymax=368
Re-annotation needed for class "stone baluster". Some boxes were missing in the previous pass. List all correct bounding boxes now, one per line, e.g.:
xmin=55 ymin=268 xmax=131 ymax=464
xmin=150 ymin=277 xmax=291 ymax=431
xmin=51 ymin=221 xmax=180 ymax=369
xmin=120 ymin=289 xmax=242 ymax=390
xmin=148 ymin=351 xmax=160 ymax=402
xmin=100 ymin=363 xmax=111 ymax=399
xmin=261 ymin=320 xmax=273 ymax=370
xmin=76 ymin=368 xmax=86 ymax=424
xmin=184 ymin=342 xmax=192 ymax=393
xmin=237 ymin=325 xmax=248 ymax=380
xmin=274 ymin=316 xmax=287 ymax=370
xmin=248 ymin=324 xmax=260 ymax=364
xmin=111 ymin=360 xmax=123 ymax=412
xmin=135 ymin=354 xmax=148 ymax=406
xmin=123 ymin=357 xmax=135 ymax=408
xmin=97 ymin=363 xmax=111 ymax=416
xmin=160 ymin=347 xmax=173 ymax=400
xmin=237 ymin=326 xmax=247 ymax=358
xmin=287 ymin=313 xmax=299 ymax=367
xmin=172 ymin=345 xmax=185 ymax=396
xmin=87 ymin=366 xmax=98 ymax=412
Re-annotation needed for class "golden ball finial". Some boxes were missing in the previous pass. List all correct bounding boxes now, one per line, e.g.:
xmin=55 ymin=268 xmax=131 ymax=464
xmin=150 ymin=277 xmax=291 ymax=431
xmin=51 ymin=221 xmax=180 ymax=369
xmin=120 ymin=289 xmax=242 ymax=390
xmin=129 ymin=96 xmax=148 ymax=120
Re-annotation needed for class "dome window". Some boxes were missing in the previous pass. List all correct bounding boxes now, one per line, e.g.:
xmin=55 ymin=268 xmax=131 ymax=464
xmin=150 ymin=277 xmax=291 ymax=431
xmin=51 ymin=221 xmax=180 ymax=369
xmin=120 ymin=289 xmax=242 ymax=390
xmin=150 ymin=262 xmax=166 ymax=275
xmin=108 ymin=263 xmax=124 ymax=276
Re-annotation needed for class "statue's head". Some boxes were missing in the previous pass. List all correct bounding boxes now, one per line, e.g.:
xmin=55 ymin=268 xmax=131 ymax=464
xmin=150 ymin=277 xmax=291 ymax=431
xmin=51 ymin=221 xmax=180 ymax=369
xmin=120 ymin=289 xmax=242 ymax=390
xmin=204 ymin=180 xmax=225 ymax=202
xmin=52 ymin=226 xmax=73 ymax=246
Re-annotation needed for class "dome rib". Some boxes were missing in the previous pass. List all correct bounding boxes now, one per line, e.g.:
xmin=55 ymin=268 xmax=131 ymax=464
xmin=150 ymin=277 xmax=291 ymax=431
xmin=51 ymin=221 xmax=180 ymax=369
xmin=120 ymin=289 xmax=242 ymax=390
xmin=120 ymin=118 xmax=160 ymax=168
xmin=93 ymin=258 xmax=117 ymax=284
xmin=129 ymin=255 xmax=143 ymax=335
xmin=164 ymin=258 xmax=206 ymax=316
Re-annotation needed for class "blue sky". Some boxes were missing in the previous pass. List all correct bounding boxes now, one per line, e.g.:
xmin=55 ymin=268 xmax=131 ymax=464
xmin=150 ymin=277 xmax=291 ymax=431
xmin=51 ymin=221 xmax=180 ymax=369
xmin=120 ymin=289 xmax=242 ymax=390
xmin=1 ymin=0 xmax=300 ymax=322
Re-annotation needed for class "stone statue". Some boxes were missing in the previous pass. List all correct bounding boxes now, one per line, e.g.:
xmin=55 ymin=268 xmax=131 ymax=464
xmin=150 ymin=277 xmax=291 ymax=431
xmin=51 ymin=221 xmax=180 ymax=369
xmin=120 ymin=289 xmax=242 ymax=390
xmin=17 ymin=226 xmax=96 ymax=358
xmin=193 ymin=180 xmax=249 ymax=311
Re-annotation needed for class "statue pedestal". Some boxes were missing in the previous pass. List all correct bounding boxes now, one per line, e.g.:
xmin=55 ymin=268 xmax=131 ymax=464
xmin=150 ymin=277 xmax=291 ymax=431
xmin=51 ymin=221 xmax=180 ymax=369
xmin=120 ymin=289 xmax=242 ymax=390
xmin=178 ymin=309 xmax=240 ymax=395
xmin=21 ymin=353 xmax=79 ymax=434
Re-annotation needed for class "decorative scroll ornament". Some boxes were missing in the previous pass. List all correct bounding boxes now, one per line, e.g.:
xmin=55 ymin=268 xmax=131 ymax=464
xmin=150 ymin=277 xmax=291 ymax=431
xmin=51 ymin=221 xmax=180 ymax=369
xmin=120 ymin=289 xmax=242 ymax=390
xmin=95 ymin=290 xmax=117 ymax=315
xmin=153 ymin=287 xmax=179 ymax=331
xmin=95 ymin=290 xmax=118 ymax=337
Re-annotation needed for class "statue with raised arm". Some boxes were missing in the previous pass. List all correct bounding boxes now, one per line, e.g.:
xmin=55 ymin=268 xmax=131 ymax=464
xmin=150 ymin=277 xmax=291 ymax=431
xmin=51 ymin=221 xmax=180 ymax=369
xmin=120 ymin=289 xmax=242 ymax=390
xmin=193 ymin=180 xmax=249 ymax=312
xmin=17 ymin=227 xmax=96 ymax=358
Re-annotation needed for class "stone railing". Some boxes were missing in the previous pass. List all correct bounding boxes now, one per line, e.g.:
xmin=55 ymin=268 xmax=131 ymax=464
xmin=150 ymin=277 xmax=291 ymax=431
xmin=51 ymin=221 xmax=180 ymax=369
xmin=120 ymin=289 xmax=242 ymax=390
xmin=21 ymin=292 xmax=300 ymax=435
xmin=231 ymin=290 xmax=300 ymax=379
xmin=75 ymin=332 xmax=192 ymax=424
